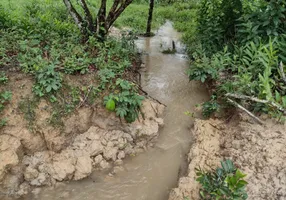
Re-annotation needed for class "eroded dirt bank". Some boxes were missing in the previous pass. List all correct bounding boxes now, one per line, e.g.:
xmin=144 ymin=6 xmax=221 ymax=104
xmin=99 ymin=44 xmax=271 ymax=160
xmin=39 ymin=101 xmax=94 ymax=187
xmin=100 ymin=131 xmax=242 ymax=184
xmin=0 ymin=72 xmax=165 ymax=199
xmin=169 ymin=113 xmax=286 ymax=200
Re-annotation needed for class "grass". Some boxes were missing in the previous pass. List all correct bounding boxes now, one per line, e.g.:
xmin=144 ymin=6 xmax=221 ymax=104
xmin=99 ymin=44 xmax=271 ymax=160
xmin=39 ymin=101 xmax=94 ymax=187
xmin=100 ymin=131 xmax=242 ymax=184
xmin=115 ymin=1 xmax=198 ymax=35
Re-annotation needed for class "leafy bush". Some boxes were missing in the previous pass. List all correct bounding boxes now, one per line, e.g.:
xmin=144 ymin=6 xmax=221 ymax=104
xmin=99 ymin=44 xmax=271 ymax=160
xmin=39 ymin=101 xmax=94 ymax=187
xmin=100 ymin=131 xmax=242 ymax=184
xmin=33 ymin=65 xmax=62 ymax=97
xmin=202 ymin=96 xmax=220 ymax=118
xmin=196 ymin=160 xmax=248 ymax=200
xmin=186 ymin=0 xmax=286 ymax=119
xmin=0 ymin=91 xmax=12 ymax=112
xmin=104 ymin=79 xmax=144 ymax=123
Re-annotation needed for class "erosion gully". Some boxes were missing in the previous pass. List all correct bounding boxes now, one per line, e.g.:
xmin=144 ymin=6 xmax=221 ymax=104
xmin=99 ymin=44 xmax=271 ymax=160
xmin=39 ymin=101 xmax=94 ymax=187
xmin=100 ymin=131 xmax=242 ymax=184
xmin=25 ymin=21 xmax=209 ymax=200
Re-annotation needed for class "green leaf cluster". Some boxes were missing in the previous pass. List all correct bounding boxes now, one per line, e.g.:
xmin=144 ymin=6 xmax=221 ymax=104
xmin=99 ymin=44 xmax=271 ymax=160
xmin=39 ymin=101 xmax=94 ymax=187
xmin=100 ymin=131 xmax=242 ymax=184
xmin=196 ymin=160 xmax=248 ymax=200
xmin=104 ymin=79 xmax=144 ymax=123
xmin=33 ymin=64 xmax=62 ymax=97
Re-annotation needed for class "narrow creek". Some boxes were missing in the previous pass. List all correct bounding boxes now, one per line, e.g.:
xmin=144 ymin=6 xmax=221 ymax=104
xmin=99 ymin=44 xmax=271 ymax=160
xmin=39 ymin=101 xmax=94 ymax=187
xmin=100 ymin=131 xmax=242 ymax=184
xmin=25 ymin=21 xmax=209 ymax=200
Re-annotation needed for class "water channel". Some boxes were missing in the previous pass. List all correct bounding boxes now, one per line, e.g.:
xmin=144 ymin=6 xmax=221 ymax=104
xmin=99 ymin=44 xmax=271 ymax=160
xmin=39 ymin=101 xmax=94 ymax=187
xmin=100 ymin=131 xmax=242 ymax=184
xmin=26 ymin=21 xmax=209 ymax=200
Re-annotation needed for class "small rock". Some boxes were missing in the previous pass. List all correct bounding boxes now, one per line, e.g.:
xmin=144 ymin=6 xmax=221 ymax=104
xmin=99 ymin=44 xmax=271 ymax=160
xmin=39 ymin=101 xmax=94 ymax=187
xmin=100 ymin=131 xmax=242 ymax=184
xmin=24 ymin=166 xmax=39 ymax=181
xmin=93 ymin=155 xmax=103 ymax=166
xmin=114 ymin=159 xmax=123 ymax=166
xmin=50 ymin=159 xmax=75 ymax=181
xmin=30 ymin=173 xmax=49 ymax=186
xmin=74 ymin=156 xmax=92 ymax=180
xmin=154 ymin=118 xmax=164 ymax=126
xmin=117 ymin=151 xmax=125 ymax=160
xmin=103 ymin=147 xmax=118 ymax=161
xmin=89 ymin=140 xmax=103 ymax=157
xmin=99 ymin=160 xmax=110 ymax=170
xmin=16 ymin=182 xmax=31 ymax=196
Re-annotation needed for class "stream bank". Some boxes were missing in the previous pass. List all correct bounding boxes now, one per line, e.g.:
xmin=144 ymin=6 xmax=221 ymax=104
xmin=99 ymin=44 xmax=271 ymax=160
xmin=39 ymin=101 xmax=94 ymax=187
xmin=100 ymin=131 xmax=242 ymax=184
xmin=7 ymin=21 xmax=209 ymax=200
xmin=169 ymin=113 xmax=286 ymax=200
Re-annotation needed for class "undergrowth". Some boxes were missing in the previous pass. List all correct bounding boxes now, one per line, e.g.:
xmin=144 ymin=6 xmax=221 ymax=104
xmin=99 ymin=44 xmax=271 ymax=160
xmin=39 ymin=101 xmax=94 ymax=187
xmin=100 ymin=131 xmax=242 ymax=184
xmin=187 ymin=0 xmax=286 ymax=120
xmin=0 ymin=72 xmax=11 ymax=128
xmin=0 ymin=0 xmax=144 ymax=125
xmin=196 ymin=160 xmax=248 ymax=200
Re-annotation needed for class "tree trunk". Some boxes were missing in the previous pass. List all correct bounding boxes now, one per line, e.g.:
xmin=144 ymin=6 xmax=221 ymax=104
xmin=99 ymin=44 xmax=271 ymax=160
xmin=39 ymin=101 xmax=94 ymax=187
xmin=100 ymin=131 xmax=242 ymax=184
xmin=146 ymin=0 xmax=154 ymax=37
xmin=63 ymin=0 xmax=134 ymax=41
xmin=97 ymin=0 xmax=107 ymax=40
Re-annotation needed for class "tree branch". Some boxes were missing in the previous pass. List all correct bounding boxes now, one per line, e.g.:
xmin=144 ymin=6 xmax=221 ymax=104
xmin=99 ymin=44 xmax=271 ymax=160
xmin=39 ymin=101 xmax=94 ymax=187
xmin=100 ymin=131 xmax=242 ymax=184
xmin=106 ymin=0 xmax=120 ymax=25
xmin=225 ymin=93 xmax=286 ymax=115
xmin=79 ymin=0 xmax=95 ymax=33
xmin=227 ymin=98 xmax=264 ymax=125
xmin=107 ymin=0 xmax=133 ymax=29
xmin=63 ymin=0 xmax=83 ymax=30
xmin=97 ymin=0 xmax=107 ymax=37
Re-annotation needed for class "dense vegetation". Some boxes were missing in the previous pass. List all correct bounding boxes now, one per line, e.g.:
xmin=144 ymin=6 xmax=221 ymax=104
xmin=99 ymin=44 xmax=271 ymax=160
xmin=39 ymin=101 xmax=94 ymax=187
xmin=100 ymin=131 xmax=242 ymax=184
xmin=0 ymin=0 xmax=145 ymax=125
xmin=107 ymin=0 xmax=286 ymax=120
xmin=187 ymin=0 xmax=286 ymax=120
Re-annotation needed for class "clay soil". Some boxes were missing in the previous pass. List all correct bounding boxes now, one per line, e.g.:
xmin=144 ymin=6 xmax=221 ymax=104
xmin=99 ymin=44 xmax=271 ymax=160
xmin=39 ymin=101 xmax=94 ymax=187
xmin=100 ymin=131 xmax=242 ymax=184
xmin=0 ymin=69 xmax=164 ymax=199
xmin=169 ymin=113 xmax=286 ymax=200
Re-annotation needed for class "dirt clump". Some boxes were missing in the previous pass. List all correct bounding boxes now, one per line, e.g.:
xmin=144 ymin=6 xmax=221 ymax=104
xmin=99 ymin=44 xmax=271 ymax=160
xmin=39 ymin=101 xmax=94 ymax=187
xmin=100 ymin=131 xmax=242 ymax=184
xmin=169 ymin=113 xmax=286 ymax=200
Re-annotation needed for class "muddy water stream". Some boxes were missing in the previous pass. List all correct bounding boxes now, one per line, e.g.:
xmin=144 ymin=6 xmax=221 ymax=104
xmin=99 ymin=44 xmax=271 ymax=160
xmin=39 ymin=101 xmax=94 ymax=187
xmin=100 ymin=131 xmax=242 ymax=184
xmin=27 ymin=22 xmax=208 ymax=200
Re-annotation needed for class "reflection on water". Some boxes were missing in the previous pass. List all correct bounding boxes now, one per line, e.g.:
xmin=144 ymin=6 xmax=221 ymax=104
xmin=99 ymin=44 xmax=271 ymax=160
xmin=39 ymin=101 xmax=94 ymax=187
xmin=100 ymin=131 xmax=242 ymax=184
xmin=25 ymin=21 xmax=208 ymax=200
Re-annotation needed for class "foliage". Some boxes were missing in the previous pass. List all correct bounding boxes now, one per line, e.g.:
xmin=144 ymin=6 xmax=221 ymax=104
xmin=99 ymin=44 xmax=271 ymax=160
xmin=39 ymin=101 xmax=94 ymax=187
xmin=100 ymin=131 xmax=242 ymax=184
xmin=0 ymin=118 xmax=7 ymax=127
xmin=18 ymin=98 xmax=38 ymax=128
xmin=0 ymin=72 xmax=8 ymax=84
xmin=33 ymin=65 xmax=62 ymax=97
xmin=0 ymin=90 xmax=12 ymax=128
xmin=196 ymin=159 xmax=248 ymax=200
xmin=0 ymin=91 xmax=12 ymax=112
xmin=202 ymin=95 xmax=220 ymax=118
xmin=186 ymin=0 xmax=286 ymax=119
xmin=114 ymin=1 xmax=197 ymax=34
xmin=104 ymin=79 xmax=144 ymax=123
xmin=0 ymin=0 xmax=143 ymax=125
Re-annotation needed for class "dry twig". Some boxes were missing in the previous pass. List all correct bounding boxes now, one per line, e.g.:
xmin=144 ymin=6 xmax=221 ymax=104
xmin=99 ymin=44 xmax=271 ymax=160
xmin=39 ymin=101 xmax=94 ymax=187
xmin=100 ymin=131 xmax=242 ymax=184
xmin=227 ymin=98 xmax=264 ymax=125
xmin=225 ymin=93 xmax=286 ymax=115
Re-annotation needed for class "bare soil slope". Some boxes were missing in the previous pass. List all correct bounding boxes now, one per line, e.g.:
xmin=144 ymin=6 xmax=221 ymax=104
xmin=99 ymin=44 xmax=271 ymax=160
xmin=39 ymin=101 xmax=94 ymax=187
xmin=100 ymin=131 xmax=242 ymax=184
xmin=169 ymin=113 xmax=286 ymax=200
xmin=0 ymin=72 xmax=165 ymax=199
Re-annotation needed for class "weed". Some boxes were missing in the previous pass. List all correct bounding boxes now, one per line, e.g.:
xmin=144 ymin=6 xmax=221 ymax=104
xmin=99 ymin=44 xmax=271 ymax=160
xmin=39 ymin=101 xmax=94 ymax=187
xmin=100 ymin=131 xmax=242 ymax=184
xmin=49 ymin=110 xmax=64 ymax=127
xmin=33 ymin=64 xmax=62 ymax=97
xmin=0 ymin=118 xmax=7 ymax=127
xmin=202 ymin=96 xmax=220 ymax=118
xmin=196 ymin=159 xmax=248 ymax=200
xmin=104 ymin=79 xmax=144 ymax=123
xmin=0 ymin=91 xmax=12 ymax=112
xmin=0 ymin=72 xmax=8 ymax=84
xmin=18 ymin=98 xmax=38 ymax=128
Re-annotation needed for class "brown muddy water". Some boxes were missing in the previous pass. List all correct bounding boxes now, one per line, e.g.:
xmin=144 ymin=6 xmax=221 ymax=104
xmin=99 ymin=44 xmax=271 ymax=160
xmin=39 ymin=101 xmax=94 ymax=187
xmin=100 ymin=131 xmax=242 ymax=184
xmin=24 ymin=21 xmax=209 ymax=200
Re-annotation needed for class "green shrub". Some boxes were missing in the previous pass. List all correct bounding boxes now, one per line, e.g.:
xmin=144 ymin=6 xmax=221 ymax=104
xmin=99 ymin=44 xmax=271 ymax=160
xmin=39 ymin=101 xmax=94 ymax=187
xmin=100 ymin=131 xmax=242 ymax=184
xmin=104 ymin=79 xmax=144 ymax=123
xmin=196 ymin=160 xmax=248 ymax=200
xmin=202 ymin=96 xmax=220 ymax=118
xmin=33 ymin=64 xmax=62 ymax=97
xmin=0 ymin=72 xmax=8 ymax=84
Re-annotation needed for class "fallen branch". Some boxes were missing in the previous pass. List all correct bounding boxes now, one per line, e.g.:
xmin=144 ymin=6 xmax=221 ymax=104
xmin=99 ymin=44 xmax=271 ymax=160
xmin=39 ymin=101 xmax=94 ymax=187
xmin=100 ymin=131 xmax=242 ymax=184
xmin=227 ymin=98 xmax=264 ymax=125
xmin=225 ymin=93 xmax=286 ymax=115
xmin=279 ymin=61 xmax=286 ymax=85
